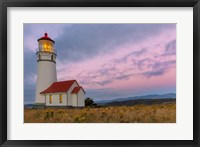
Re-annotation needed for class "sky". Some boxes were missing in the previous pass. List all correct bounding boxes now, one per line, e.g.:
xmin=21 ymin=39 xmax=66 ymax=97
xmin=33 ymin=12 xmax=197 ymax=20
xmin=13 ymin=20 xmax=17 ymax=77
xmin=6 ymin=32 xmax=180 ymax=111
xmin=24 ymin=24 xmax=176 ymax=104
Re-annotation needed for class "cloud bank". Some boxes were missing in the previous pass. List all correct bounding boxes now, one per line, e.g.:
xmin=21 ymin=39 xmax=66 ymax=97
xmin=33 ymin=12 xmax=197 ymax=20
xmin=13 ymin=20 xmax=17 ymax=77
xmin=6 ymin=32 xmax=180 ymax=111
xmin=24 ymin=24 xmax=176 ymax=103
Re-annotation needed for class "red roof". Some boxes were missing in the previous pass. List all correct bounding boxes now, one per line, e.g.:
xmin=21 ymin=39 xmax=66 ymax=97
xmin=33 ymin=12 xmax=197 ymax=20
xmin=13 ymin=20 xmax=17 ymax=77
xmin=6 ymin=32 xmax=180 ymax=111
xmin=40 ymin=80 xmax=77 ymax=94
xmin=71 ymin=86 xmax=86 ymax=94
xmin=38 ymin=33 xmax=55 ymax=43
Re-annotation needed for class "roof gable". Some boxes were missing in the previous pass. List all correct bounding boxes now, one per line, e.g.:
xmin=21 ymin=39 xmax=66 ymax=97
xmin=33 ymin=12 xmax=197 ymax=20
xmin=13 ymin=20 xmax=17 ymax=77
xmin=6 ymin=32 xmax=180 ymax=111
xmin=71 ymin=86 xmax=86 ymax=94
xmin=40 ymin=80 xmax=76 ymax=94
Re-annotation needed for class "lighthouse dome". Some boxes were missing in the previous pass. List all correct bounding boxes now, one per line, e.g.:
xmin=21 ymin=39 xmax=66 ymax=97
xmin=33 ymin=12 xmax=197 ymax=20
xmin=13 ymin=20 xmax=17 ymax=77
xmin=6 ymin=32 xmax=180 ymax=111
xmin=37 ymin=33 xmax=55 ymax=43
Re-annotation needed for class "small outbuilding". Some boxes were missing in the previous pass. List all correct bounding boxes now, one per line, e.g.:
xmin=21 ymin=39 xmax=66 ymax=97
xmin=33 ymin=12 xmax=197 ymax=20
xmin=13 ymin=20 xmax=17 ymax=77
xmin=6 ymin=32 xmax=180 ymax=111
xmin=40 ymin=80 xmax=85 ymax=107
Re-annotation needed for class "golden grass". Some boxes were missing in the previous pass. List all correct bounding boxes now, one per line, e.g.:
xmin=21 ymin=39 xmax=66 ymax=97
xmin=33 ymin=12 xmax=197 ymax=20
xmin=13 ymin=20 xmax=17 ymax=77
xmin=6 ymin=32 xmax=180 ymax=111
xmin=24 ymin=103 xmax=176 ymax=123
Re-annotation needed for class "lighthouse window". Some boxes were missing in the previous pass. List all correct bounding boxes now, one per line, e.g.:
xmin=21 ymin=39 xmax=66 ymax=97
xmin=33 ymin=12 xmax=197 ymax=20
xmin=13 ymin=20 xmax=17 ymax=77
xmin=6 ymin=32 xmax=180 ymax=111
xmin=48 ymin=45 xmax=52 ymax=52
xmin=59 ymin=94 xmax=62 ymax=103
xmin=49 ymin=95 xmax=52 ymax=103
xmin=39 ymin=54 xmax=41 ymax=60
xmin=39 ymin=44 xmax=42 ymax=51
xmin=51 ymin=55 xmax=53 ymax=61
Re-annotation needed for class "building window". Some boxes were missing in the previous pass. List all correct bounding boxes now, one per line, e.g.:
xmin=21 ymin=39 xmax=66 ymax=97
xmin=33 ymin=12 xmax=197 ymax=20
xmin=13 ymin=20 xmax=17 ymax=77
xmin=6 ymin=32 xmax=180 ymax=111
xmin=49 ymin=95 xmax=52 ymax=103
xmin=59 ymin=94 xmax=62 ymax=103
xmin=51 ymin=55 xmax=53 ymax=61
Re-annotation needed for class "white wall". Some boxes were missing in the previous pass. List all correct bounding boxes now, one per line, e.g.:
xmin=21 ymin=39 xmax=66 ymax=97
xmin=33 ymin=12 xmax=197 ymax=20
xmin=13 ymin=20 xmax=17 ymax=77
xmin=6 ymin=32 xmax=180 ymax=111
xmin=72 ymin=94 xmax=77 ymax=107
xmin=72 ymin=89 xmax=85 ymax=107
xmin=35 ymin=60 xmax=57 ymax=104
xmin=45 ymin=93 xmax=67 ymax=106
xmin=66 ymin=81 xmax=79 ymax=106
xmin=77 ymin=89 xmax=85 ymax=107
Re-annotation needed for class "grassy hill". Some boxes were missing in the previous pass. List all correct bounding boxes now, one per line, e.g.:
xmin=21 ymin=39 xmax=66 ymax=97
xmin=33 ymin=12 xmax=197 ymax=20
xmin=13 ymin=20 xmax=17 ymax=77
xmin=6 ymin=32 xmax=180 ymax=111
xmin=24 ymin=102 xmax=176 ymax=123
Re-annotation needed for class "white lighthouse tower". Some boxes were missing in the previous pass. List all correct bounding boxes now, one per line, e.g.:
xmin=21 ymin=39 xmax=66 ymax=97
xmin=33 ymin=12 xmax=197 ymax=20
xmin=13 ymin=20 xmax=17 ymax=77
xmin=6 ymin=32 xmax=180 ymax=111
xmin=35 ymin=33 xmax=57 ymax=104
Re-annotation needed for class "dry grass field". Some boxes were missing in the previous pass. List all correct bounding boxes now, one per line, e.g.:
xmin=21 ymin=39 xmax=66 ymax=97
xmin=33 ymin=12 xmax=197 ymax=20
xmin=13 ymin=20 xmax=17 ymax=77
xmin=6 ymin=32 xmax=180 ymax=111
xmin=24 ymin=103 xmax=176 ymax=123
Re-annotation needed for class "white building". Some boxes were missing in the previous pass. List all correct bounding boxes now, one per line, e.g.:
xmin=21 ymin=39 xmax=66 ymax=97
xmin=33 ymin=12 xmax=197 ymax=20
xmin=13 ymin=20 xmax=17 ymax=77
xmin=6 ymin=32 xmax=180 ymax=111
xmin=40 ymin=80 xmax=85 ymax=107
xmin=35 ymin=33 xmax=85 ymax=107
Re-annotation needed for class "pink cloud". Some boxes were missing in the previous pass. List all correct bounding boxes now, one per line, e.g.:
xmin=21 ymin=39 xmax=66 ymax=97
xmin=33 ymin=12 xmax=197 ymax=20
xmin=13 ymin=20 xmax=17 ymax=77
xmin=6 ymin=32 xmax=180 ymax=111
xmin=57 ymin=27 xmax=176 ymax=94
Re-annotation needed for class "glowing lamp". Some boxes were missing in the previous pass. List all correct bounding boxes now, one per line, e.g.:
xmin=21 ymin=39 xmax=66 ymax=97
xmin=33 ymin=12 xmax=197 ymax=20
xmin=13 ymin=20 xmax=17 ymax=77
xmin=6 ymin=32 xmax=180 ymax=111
xmin=38 ymin=33 xmax=55 ymax=53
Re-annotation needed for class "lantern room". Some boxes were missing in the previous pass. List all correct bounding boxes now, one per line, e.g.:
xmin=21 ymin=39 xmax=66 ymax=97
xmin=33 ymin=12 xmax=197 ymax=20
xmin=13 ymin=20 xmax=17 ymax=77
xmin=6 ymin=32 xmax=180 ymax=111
xmin=37 ymin=33 xmax=55 ymax=53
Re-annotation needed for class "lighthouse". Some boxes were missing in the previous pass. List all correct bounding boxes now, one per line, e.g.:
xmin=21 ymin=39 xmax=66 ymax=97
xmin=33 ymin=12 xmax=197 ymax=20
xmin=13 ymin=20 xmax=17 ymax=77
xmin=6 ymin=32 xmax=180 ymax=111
xmin=35 ymin=33 xmax=57 ymax=104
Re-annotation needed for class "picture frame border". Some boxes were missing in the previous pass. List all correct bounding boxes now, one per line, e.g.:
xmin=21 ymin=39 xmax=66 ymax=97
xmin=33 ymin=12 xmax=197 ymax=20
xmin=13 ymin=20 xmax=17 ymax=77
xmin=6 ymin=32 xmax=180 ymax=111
xmin=0 ymin=0 xmax=199 ymax=146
